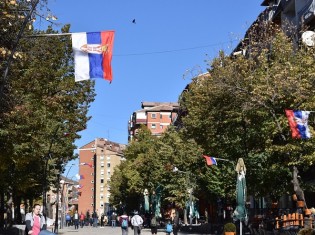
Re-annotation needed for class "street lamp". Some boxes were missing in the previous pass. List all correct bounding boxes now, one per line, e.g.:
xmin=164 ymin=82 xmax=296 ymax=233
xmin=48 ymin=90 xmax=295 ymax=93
xmin=173 ymin=166 xmax=195 ymax=225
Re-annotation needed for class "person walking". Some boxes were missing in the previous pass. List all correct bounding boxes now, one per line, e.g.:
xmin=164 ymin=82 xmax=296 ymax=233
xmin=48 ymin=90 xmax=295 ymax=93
xmin=119 ymin=212 xmax=129 ymax=235
xmin=100 ymin=213 xmax=105 ymax=227
xmin=131 ymin=211 xmax=143 ymax=235
xmin=79 ymin=212 xmax=85 ymax=228
xmin=92 ymin=211 xmax=98 ymax=227
xmin=24 ymin=204 xmax=47 ymax=235
xmin=172 ymin=211 xmax=180 ymax=235
xmin=150 ymin=214 xmax=158 ymax=235
xmin=73 ymin=210 xmax=79 ymax=229
xmin=111 ymin=212 xmax=117 ymax=227
xmin=65 ymin=213 xmax=71 ymax=227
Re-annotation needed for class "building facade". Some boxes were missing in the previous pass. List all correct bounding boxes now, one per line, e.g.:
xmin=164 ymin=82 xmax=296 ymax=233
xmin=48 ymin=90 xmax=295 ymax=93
xmin=261 ymin=0 xmax=315 ymax=30
xmin=128 ymin=102 xmax=179 ymax=141
xmin=78 ymin=138 xmax=126 ymax=216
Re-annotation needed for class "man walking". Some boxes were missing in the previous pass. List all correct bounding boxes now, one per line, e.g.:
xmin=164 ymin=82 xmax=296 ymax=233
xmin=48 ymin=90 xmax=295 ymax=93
xmin=131 ymin=211 xmax=143 ymax=235
xmin=111 ymin=212 xmax=117 ymax=227
xmin=73 ymin=210 xmax=79 ymax=229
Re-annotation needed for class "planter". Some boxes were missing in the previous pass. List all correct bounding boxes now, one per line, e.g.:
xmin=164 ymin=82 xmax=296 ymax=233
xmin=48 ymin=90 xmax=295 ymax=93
xmin=297 ymin=201 xmax=304 ymax=208
xmin=225 ymin=232 xmax=236 ymax=235
xmin=305 ymin=208 xmax=311 ymax=215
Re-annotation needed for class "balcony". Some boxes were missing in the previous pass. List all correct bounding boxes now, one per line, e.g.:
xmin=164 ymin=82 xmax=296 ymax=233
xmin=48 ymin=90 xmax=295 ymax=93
xmin=298 ymin=0 xmax=315 ymax=24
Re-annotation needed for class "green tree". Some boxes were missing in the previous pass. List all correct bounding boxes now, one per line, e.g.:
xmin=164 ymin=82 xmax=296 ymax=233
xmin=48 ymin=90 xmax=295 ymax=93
xmin=180 ymin=23 xmax=315 ymax=204
xmin=0 ymin=6 xmax=95 ymax=212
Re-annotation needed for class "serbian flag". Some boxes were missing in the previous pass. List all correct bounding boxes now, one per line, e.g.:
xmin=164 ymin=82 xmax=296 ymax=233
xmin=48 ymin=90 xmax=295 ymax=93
xmin=75 ymin=174 xmax=84 ymax=180
xmin=202 ymin=155 xmax=217 ymax=166
xmin=75 ymin=184 xmax=83 ymax=189
xmin=72 ymin=31 xmax=115 ymax=82
xmin=285 ymin=109 xmax=311 ymax=139
xmin=80 ymin=162 xmax=92 ymax=168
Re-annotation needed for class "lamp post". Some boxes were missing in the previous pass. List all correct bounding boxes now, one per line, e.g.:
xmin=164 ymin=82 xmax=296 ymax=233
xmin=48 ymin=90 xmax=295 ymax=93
xmin=53 ymin=176 xmax=62 ymax=234
xmin=173 ymin=167 xmax=195 ymax=225
xmin=60 ymin=164 xmax=76 ymax=229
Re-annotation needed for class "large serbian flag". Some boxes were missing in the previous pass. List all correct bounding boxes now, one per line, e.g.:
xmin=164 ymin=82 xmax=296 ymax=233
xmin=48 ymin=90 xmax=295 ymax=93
xmin=285 ymin=109 xmax=311 ymax=139
xmin=72 ymin=31 xmax=115 ymax=82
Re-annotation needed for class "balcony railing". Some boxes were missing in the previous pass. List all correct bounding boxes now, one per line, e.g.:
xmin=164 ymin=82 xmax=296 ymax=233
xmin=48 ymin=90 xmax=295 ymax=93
xmin=298 ymin=0 xmax=315 ymax=24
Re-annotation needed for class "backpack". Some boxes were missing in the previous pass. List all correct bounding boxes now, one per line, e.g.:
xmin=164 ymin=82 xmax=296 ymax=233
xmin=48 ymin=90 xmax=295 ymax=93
xmin=150 ymin=217 xmax=157 ymax=227
xmin=166 ymin=223 xmax=173 ymax=233
xmin=121 ymin=218 xmax=128 ymax=229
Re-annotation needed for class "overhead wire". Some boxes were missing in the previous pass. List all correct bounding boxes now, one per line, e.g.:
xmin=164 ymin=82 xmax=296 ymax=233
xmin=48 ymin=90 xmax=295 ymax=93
xmin=114 ymin=39 xmax=240 ymax=56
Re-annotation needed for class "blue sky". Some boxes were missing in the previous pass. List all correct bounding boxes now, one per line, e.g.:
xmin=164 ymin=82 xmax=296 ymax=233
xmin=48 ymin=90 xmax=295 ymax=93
xmin=42 ymin=0 xmax=265 ymax=178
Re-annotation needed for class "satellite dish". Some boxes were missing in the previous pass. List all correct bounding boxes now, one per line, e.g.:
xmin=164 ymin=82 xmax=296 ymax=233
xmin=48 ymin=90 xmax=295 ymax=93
xmin=302 ymin=31 xmax=315 ymax=47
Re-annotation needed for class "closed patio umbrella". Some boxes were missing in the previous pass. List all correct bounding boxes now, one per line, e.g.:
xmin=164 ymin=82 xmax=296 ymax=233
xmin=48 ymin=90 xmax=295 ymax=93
xmin=233 ymin=158 xmax=248 ymax=235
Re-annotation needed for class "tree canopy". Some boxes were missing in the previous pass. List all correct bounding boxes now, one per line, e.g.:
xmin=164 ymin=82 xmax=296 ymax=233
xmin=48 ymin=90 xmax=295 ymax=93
xmin=0 ymin=0 xmax=95 ymax=209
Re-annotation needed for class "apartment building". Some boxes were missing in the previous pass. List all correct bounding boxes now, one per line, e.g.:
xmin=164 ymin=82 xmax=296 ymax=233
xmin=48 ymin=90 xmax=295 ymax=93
xmin=261 ymin=0 xmax=315 ymax=30
xmin=128 ymin=102 xmax=179 ymax=141
xmin=78 ymin=138 xmax=126 ymax=216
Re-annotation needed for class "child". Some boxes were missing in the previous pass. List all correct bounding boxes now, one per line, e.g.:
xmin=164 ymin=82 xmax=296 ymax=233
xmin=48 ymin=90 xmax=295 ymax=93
xmin=165 ymin=220 xmax=173 ymax=235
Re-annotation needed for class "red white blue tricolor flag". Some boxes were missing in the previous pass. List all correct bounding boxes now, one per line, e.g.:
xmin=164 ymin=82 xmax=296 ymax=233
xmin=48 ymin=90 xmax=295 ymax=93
xmin=72 ymin=31 xmax=115 ymax=82
xmin=75 ymin=174 xmax=85 ymax=180
xmin=202 ymin=155 xmax=217 ymax=166
xmin=285 ymin=109 xmax=311 ymax=139
xmin=80 ymin=162 xmax=93 ymax=168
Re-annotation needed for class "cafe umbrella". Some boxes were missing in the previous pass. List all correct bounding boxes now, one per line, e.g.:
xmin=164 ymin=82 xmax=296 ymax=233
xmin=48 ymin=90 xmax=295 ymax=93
xmin=233 ymin=158 xmax=248 ymax=235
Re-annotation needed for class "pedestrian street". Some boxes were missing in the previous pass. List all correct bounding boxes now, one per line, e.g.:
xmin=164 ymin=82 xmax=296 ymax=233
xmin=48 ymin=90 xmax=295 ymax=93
xmin=57 ymin=226 xmax=156 ymax=235
xmin=56 ymin=225 xmax=205 ymax=235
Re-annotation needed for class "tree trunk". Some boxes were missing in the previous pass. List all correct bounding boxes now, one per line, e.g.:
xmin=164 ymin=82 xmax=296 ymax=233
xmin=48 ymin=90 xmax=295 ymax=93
xmin=292 ymin=166 xmax=306 ymax=208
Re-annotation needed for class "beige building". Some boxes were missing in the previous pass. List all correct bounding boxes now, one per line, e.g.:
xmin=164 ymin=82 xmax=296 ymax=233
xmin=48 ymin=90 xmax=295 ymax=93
xmin=78 ymin=138 xmax=126 ymax=216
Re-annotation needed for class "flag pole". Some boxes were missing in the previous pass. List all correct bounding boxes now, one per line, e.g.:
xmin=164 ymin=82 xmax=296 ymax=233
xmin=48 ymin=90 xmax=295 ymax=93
xmin=25 ymin=32 xmax=73 ymax=37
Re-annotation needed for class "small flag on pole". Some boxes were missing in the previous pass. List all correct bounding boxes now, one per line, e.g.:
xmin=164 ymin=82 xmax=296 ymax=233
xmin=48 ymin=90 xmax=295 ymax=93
xmin=75 ymin=174 xmax=84 ymax=180
xmin=285 ymin=109 xmax=311 ymax=139
xmin=80 ymin=162 xmax=93 ymax=168
xmin=72 ymin=31 xmax=115 ymax=82
xmin=75 ymin=184 xmax=83 ymax=189
xmin=202 ymin=155 xmax=217 ymax=166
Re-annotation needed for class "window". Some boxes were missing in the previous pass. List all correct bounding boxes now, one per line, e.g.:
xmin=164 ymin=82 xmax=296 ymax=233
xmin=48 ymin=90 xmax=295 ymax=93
xmin=107 ymin=156 xmax=111 ymax=160
xmin=91 ymin=203 xmax=94 ymax=206
xmin=91 ymin=188 xmax=94 ymax=191
xmin=160 ymin=125 xmax=163 ymax=129
xmin=91 ymin=173 xmax=94 ymax=176
xmin=101 ymin=179 xmax=104 ymax=184
xmin=107 ymin=172 xmax=111 ymax=176
xmin=100 ymin=155 xmax=104 ymax=160
xmin=91 ymin=180 xmax=94 ymax=183
xmin=107 ymin=163 xmax=110 ymax=168
xmin=151 ymin=113 xmax=156 ymax=119
xmin=160 ymin=114 xmax=162 ymax=119
xmin=151 ymin=124 xmax=156 ymax=129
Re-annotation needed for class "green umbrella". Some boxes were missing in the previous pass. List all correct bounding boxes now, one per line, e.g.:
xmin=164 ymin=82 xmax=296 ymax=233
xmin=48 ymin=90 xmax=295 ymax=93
xmin=233 ymin=158 xmax=248 ymax=235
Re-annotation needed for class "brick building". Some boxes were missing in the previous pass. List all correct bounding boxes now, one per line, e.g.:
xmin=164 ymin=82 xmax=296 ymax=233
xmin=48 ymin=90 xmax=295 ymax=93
xmin=128 ymin=102 xmax=179 ymax=141
xmin=78 ymin=138 xmax=126 ymax=216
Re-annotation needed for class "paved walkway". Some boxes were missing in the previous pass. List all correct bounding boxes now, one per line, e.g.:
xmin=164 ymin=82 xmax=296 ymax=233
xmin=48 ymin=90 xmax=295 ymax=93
xmin=55 ymin=225 xmax=208 ymax=235
xmin=56 ymin=226 xmax=157 ymax=235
